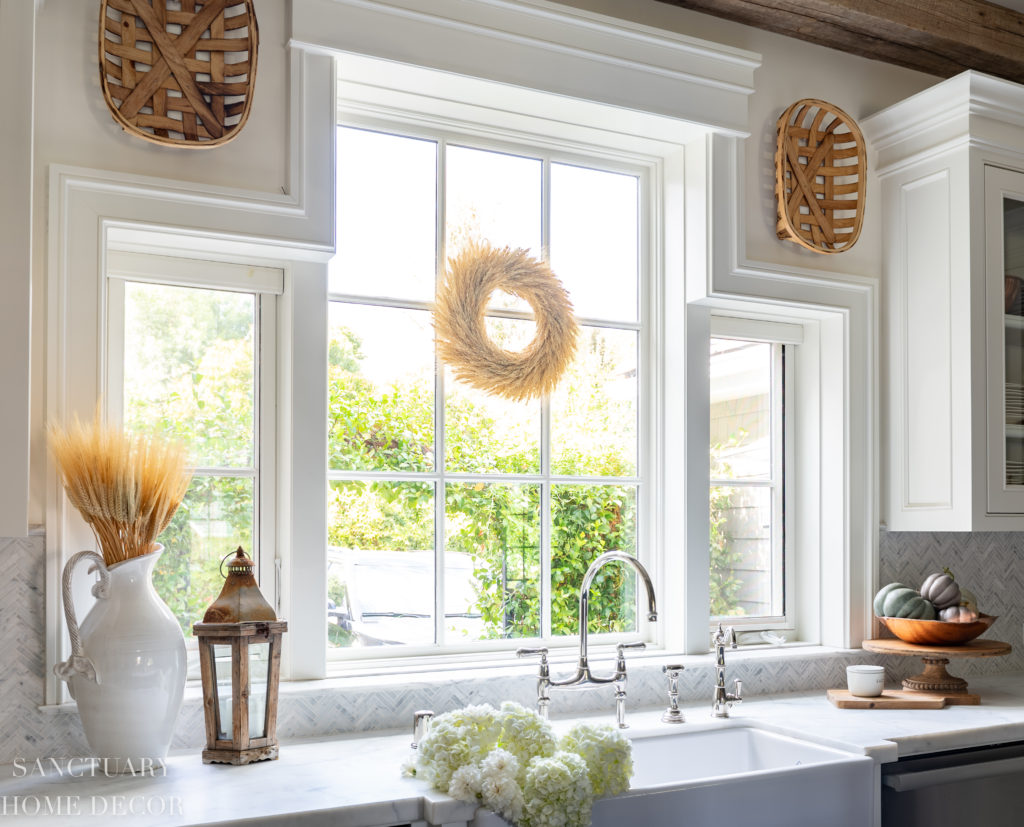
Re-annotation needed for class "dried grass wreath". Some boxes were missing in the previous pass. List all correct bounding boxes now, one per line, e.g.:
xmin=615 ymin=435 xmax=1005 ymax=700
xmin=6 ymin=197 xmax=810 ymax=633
xmin=435 ymin=241 xmax=579 ymax=402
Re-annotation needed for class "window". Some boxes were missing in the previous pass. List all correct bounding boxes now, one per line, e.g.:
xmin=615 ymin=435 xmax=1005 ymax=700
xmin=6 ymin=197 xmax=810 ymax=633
xmin=326 ymin=124 xmax=647 ymax=655
xmin=105 ymin=253 xmax=280 ymax=642
xmin=705 ymin=315 xmax=803 ymax=641
xmin=709 ymin=337 xmax=785 ymax=625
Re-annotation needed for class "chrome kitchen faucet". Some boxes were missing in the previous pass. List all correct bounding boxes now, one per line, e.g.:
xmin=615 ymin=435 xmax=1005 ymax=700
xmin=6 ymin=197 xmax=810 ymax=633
xmin=517 ymin=551 xmax=657 ymax=728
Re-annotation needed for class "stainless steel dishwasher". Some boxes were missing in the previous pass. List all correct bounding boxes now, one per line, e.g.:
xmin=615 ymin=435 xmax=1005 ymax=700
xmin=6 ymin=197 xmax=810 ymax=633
xmin=881 ymin=740 xmax=1024 ymax=826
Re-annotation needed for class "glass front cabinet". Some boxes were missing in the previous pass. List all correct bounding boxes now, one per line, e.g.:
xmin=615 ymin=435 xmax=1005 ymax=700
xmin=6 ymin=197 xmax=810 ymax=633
xmin=868 ymin=72 xmax=1024 ymax=531
xmin=987 ymin=165 xmax=1024 ymax=515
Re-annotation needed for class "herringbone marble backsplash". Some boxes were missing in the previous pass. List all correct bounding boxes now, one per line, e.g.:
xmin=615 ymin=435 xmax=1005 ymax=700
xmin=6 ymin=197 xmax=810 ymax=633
xmin=877 ymin=528 xmax=1024 ymax=673
xmin=3 ymin=529 xmax=1022 ymax=763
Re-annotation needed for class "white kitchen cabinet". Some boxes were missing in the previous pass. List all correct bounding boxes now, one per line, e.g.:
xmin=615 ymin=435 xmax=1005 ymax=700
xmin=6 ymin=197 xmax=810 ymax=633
xmin=864 ymin=71 xmax=1024 ymax=530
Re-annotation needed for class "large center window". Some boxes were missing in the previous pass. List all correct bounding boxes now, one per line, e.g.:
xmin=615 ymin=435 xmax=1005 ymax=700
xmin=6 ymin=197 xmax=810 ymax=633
xmin=326 ymin=124 xmax=646 ymax=654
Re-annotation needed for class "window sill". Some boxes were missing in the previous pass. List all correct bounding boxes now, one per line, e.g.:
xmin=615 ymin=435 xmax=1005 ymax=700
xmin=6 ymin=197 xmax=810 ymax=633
xmin=313 ymin=640 xmax=848 ymax=690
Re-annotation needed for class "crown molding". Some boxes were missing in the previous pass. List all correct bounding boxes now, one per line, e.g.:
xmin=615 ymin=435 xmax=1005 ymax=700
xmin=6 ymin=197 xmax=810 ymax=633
xmin=864 ymin=71 xmax=1024 ymax=176
xmin=291 ymin=0 xmax=761 ymax=136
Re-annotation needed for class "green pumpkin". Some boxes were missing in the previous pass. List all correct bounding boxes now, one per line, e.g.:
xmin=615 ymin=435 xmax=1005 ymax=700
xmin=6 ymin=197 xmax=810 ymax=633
xmin=873 ymin=582 xmax=908 ymax=617
xmin=879 ymin=586 xmax=936 ymax=619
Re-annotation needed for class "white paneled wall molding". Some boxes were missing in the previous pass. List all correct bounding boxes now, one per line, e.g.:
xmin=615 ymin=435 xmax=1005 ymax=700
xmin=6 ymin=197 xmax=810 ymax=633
xmin=44 ymin=48 xmax=336 ymax=704
xmin=0 ymin=0 xmax=35 ymax=537
xmin=684 ymin=132 xmax=879 ymax=649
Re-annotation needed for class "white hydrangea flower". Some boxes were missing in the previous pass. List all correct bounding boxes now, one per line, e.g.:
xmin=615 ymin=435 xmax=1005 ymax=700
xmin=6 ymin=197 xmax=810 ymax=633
xmin=448 ymin=762 xmax=484 ymax=803
xmin=405 ymin=703 xmax=625 ymax=827
xmin=521 ymin=751 xmax=593 ymax=827
xmin=559 ymin=723 xmax=633 ymax=798
xmin=416 ymin=704 xmax=502 ymax=790
xmin=481 ymin=746 xmax=520 ymax=779
xmin=497 ymin=701 xmax=558 ymax=780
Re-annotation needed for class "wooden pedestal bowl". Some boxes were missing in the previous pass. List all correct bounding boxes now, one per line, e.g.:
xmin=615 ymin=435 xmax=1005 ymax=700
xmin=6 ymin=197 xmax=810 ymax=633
xmin=877 ymin=613 xmax=996 ymax=646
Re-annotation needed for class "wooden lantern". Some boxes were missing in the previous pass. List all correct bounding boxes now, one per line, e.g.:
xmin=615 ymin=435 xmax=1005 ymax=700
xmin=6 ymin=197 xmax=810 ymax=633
xmin=193 ymin=547 xmax=286 ymax=765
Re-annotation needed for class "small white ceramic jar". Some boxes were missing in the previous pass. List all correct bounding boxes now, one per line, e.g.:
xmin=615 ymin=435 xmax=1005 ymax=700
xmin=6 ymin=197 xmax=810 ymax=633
xmin=847 ymin=664 xmax=885 ymax=697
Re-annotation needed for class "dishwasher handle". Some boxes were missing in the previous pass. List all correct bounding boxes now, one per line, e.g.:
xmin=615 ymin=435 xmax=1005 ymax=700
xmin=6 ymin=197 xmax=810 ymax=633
xmin=883 ymin=755 xmax=1024 ymax=791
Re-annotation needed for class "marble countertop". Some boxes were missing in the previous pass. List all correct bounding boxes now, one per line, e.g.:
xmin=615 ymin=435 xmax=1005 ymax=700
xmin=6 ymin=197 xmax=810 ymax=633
xmin=5 ymin=673 xmax=1024 ymax=826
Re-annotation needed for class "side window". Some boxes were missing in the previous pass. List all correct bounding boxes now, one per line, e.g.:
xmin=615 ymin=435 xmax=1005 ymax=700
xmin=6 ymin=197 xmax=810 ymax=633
xmin=106 ymin=256 xmax=278 ymax=639
xmin=709 ymin=334 xmax=788 ymax=628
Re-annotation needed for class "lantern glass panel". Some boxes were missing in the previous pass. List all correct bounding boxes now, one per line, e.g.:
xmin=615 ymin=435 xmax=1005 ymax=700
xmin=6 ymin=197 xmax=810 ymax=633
xmin=212 ymin=643 xmax=233 ymax=741
xmin=249 ymin=642 xmax=270 ymax=739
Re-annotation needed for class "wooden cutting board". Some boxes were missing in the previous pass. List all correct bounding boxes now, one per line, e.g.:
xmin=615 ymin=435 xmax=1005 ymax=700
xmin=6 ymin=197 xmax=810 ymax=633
xmin=827 ymin=689 xmax=947 ymax=709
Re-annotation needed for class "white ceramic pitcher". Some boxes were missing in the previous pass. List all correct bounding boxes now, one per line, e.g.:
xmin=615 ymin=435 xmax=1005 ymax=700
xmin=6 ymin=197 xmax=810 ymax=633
xmin=54 ymin=545 xmax=186 ymax=773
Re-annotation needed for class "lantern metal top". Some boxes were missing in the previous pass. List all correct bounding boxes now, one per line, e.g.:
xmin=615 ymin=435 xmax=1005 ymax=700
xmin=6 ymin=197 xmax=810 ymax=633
xmin=201 ymin=546 xmax=277 ymax=624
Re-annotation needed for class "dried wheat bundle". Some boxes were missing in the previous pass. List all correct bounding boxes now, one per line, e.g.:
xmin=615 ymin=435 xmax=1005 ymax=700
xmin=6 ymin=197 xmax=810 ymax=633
xmin=435 ymin=241 xmax=579 ymax=402
xmin=48 ymin=416 xmax=193 ymax=566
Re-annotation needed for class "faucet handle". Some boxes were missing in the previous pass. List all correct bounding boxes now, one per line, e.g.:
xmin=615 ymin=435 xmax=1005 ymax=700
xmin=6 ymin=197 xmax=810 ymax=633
xmin=516 ymin=647 xmax=550 ymax=677
xmin=616 ymin=641 xmax=645 ymax=669
xmin=517 ymin=648 xmax=551 ymax=719
xmin=731 ymin=679 xmax=743 ymax=704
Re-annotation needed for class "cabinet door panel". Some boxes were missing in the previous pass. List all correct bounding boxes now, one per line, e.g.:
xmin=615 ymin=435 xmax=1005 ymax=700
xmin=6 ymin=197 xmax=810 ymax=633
xmin=985 ymin=166 xmax=1024 ymax=514
xmin=903 ymin=172 xmax=954 ymax=509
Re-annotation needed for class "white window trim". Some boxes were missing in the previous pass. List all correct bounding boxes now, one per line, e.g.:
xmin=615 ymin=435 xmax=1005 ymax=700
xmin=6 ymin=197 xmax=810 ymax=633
xmin=685 ymin=131 xmax=877 ymax=650
xmin=320 ymin=61 xmax=688 ymax=666
xmin=690 ymin=301 xmax=842 ymax=651
xmin=43 ymin=49 xmax=337 ymax=703
xmin=293 ymin=0 xmax=760 ymax=137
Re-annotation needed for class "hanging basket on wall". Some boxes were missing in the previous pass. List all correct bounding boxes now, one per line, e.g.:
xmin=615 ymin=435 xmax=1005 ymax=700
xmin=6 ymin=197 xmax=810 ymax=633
xmin=435 ymin=241 xmax=579 ymax=402
xmin=99 ymin=0 xmax=259 ymax=148
xmin=775 ymin=98 xmax=866 ymax=254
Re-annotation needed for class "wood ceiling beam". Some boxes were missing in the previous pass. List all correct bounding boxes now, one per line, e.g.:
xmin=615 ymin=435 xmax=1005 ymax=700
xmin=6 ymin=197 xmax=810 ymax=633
xmin=656 ymin=0 xmax=1024 ymax=83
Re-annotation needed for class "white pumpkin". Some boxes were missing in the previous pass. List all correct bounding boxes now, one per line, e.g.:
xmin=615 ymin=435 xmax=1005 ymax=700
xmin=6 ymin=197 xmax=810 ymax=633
xmin=938 ymin=605 xmax=979 ymax=623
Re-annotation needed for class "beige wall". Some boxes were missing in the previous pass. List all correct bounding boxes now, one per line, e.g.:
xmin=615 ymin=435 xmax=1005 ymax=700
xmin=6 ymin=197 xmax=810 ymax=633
xmin=25 ymin=0 xmax=940 ymax=525
xmin=28 ymin=0 xmax=290 ymax=524
xmin=560 ymin=0 xmax=937 ymax=275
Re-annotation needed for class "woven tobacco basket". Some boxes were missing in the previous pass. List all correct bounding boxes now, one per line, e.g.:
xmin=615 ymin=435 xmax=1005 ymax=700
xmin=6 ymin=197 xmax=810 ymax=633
xmin=99 ymin=0 xmax=259 ymax=148
xmin=775 ymin=98 xmax=866 ymax=254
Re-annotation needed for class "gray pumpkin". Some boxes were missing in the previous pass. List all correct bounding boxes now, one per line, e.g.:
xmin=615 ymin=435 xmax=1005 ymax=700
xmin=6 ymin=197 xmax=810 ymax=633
xmin=921 ymin=568 xmax=961 ymax=610
xmin=939 ymin=605 xmax=978 ymax=623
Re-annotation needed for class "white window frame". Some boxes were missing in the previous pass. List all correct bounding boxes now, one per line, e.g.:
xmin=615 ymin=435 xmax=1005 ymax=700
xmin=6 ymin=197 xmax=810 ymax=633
xmin=708 ymin=315 xmax=800 ymax=637
xmin=103 ymin=252 xmax=281 ymax=632
xmin=326 ymin=116 xmax=653 ymax=661
xmin=309 ymin=55 xmax=699 ymax=670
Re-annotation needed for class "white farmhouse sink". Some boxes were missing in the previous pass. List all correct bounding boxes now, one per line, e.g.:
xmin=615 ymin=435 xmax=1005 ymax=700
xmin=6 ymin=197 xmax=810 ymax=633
xmin=593 ymin=723 xmax=874 ymax=827
xmin=630 ymin=723 xmax=858 ymax=785
xmin=470 ymin=722 xmax=873 ymax=827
